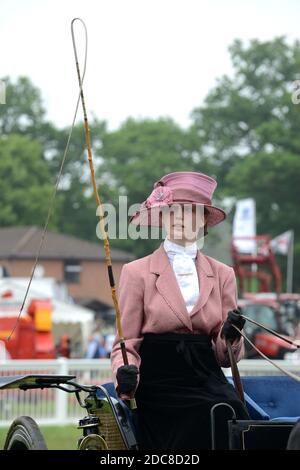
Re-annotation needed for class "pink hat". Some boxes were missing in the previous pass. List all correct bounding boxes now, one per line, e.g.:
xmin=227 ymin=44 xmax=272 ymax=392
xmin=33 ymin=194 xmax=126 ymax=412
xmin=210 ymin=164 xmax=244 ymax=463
xmin=129 ymin=171 xmax=226 ymax=227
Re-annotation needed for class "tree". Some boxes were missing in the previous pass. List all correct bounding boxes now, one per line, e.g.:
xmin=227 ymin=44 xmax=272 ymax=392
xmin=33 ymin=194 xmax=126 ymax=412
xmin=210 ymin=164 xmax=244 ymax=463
xmin=191 ymin=37 xmax=300 ymax=290
xmin=0 ymin=134 xmax=55 ymax=226
xmin=98 ymin=118 xmax=211 ymax=257
xmin=225 ymin=151 xmax=300 ymax=291
xmin=191 ymin=37 xmax=300 ymax=180
xmin=50 ymin=118 xmax=107 ymax=241
xmin=0 ymin=75 xmax=107 ymax=241
xmin=0 ymin=76 xmax=58 ymax=148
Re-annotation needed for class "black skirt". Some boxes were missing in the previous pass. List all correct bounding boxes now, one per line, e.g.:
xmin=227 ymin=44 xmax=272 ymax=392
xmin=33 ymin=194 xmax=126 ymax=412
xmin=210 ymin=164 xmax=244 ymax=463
xmin=134 ymin=332 xmax=249 ymax=450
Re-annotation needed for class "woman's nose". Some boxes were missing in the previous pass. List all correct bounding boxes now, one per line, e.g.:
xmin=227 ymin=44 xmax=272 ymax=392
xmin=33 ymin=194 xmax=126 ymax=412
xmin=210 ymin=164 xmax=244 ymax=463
xmin=174 ymin=213 xmax=184 ymax=223
xmin=173 ymin=205 xmax=184 ymax=216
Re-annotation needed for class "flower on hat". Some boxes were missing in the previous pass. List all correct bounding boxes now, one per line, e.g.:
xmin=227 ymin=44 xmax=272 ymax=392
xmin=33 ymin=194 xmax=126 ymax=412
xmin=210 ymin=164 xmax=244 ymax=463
xmin=144 ymin=185 xmax=173 ymax=209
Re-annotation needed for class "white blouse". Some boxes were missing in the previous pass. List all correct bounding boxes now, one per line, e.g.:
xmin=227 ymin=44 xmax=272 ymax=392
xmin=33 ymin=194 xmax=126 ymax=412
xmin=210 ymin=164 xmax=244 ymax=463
xmin=163 ymin=237 xmax=200 ymax=315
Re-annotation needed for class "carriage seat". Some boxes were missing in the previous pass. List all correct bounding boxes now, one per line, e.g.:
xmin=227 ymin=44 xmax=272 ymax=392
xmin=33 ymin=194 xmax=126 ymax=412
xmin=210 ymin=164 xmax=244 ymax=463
xmin=99 ymin=376 xmax=300 ymax=428
xmin=228 ymin=376 xmax=300 ymax=422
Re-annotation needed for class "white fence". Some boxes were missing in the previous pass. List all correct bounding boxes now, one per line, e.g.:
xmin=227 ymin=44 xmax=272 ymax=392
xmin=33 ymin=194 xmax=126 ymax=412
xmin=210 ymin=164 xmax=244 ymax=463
xmin=0 ymin=358 xmax=112 ymax=427
xmin=0 ymin=358 xmax=300 ymax=427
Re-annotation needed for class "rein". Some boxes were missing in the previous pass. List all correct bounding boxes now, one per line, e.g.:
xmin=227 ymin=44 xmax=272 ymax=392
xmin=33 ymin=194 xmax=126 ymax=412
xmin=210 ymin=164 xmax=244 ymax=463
xmin=227 ymin=315 xmax=300 ymax=402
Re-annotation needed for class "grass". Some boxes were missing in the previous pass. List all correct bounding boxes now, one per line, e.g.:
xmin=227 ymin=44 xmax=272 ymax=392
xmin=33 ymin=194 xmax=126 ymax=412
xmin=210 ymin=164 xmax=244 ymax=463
xmin=0 ymin=424 xmax=82 ymax=450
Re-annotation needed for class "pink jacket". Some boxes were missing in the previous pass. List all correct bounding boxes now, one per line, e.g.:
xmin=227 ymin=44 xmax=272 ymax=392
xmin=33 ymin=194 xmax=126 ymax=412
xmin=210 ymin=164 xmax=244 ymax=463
xmin=111 ymin=242 xmax=244 ymax=396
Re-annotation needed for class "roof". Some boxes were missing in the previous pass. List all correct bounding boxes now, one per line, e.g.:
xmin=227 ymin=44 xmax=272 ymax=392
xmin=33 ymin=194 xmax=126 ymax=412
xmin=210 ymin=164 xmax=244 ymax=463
xmin=0 ymin=227 xmax=135 ymax=262
xmin=0 ymin=278 xmax=95 ymax=324
xmin=0 ymin=277 xmax=70 ymax=302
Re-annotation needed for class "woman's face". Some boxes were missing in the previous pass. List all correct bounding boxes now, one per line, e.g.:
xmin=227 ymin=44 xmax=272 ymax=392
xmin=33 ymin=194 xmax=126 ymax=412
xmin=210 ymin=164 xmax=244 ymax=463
xmin=161 ymin=204 xmax=206 ymax=245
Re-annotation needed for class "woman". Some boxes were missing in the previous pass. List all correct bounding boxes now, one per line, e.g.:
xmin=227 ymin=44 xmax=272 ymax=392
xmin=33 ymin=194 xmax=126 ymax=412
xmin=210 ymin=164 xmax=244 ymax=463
xmin=111 ymin=171 xmax=249 ymax=450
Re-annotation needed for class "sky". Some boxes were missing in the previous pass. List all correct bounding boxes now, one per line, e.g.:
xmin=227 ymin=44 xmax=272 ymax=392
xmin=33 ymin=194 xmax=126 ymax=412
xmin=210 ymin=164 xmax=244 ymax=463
xmin=1 ymin=0 xmax=299 ymax=131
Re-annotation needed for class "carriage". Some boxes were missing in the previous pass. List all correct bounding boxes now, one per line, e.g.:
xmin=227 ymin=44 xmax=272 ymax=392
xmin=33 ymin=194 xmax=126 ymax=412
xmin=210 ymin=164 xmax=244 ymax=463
xmin=1 ymin=370 xmax=300 ymax=450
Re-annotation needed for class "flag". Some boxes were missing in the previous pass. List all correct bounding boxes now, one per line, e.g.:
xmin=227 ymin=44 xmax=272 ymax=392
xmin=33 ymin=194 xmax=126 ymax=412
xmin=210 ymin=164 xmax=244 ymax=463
xmin=271 ymin=230 xmax=293 ymax=255
xmin=232 ymin=198 xmax=256 ymax=253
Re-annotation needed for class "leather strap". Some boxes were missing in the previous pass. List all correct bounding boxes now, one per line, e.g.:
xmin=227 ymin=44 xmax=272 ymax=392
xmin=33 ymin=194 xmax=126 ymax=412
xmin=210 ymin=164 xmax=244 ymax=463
xmin=226 ymin=338 xmax=245 ymax=404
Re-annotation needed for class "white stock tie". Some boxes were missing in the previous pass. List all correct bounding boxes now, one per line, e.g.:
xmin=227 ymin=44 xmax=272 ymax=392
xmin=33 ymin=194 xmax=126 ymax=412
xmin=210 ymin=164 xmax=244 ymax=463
xmin=163 ymin=238 xmax=200 ymax=315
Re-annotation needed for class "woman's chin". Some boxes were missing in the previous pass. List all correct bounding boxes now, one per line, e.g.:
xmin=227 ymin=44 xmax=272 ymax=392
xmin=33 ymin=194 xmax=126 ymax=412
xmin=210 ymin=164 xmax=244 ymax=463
xmin=170 ymin=227 xmax=184 ymax=240
xmin=169 ymin=229 xmax=198 ymax=243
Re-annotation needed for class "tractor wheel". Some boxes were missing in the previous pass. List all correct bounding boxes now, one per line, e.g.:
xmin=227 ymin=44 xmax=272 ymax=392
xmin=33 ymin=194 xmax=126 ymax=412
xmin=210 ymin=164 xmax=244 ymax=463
xmin=4 ymin=416 xmax=48 ymax=450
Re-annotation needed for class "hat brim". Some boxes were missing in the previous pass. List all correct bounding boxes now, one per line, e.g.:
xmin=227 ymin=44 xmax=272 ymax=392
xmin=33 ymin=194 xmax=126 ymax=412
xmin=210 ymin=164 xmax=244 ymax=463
xmin=129 ymin=202 xmax=226 ymax=227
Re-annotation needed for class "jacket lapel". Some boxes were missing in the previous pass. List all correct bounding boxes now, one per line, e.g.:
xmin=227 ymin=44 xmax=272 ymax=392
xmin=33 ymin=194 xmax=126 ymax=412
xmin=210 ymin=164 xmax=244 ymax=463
xmin=150 ymin=243 xmax=215 ymax=327
xmin=150 ymin=243 xmax=193 ymax=331
xmin=189 ymin=250 xmax=214 ymax=316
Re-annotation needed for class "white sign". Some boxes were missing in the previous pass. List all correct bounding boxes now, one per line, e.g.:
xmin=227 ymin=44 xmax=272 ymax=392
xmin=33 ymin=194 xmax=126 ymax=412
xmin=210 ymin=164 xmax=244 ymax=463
xmin=232 ymin=198 xmax=256 ymax=253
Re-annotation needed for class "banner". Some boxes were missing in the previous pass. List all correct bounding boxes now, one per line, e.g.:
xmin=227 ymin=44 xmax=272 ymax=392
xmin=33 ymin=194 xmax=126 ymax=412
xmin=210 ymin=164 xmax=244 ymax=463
xmin=271 ymin=230 xmax=294 ymax=292
xmin=232 ymin=198 xmax=256 ymax=253
xmin=270 ymin=230 xmax=293 ymax=255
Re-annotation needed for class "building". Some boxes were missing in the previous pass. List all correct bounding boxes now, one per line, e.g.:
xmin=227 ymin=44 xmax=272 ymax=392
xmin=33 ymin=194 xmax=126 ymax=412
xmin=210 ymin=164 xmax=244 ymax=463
xmin=0 ymin=226 xmax=135 ymax=315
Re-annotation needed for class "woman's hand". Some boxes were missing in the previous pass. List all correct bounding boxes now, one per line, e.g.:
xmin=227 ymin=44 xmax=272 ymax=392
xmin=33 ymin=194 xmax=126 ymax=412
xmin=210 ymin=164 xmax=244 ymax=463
xmin=221 ymin=308 xmax=245 ymax=343
xmin=116 ymin=364 xmax=139 ymax=399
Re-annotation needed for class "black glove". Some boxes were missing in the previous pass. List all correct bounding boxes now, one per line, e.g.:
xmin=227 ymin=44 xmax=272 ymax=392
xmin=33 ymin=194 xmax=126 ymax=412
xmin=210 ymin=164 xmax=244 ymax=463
xmin=221 ymin=308 xmax=245 ymax=343
xmin=116 ymin=364 xmax=139 ymax=395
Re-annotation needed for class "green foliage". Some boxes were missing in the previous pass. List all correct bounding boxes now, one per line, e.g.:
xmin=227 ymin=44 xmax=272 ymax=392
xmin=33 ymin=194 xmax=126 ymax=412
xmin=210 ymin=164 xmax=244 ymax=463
xmin=98 ymin=118 xmax=212 ymax=256
xmin=0 ymin=134 xmax=56 ymax=226
xmin=0 ymin=76 xmax=106 ymax=240
xmin=191 ymin=37 xmax=300 ymax=181
xmin=191 ymin=37 xmax=300 ymax=290
xmin=49 ymin=118 xmax=107 ymax=241
xmin=1 ymin=36 xmax=300 ymax=290
xmin=0 ymin=76 xmax=45 ymax=135
xmin=225 ymin=151 xmax=300 ymax=235
xmin=100 ymin=117 xmax=194 ymax=198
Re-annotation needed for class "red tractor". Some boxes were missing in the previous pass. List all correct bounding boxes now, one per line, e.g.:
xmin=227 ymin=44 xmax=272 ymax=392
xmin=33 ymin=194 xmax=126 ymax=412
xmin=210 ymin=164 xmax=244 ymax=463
xmin=0 ymin=297 xmax=55 ymax=359
xmin=232 ymin=235 xmax=282 ymax=296
xmin=238 ymin=297 xmax=297 ymax=359
xmin=232 ymin=236 xmax=299 ymax=359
